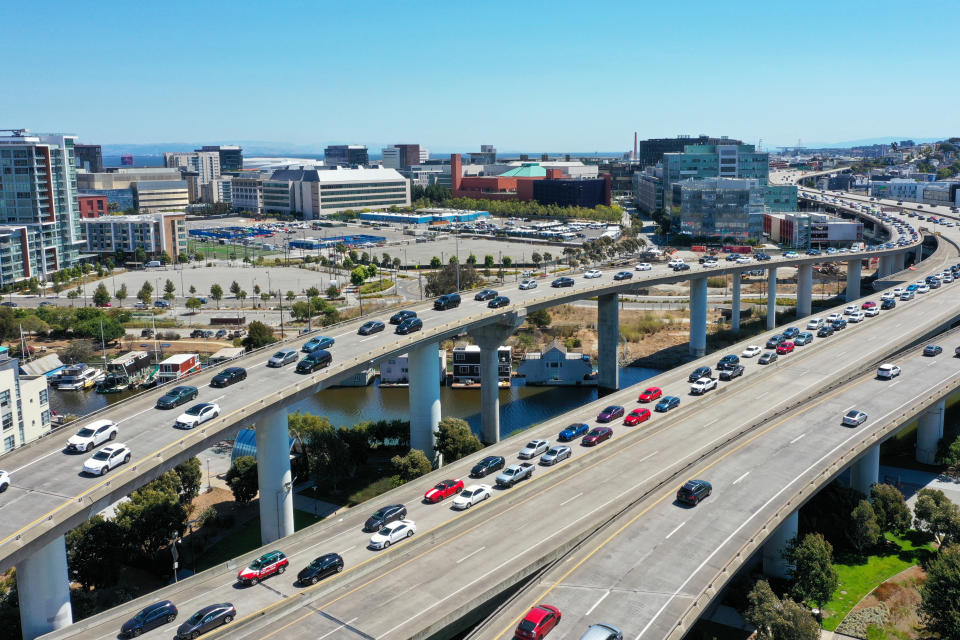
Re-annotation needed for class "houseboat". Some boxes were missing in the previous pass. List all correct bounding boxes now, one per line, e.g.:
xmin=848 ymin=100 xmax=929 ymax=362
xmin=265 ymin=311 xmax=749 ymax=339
xmin=96 ymin=351 xmax=153 ymax=393
xmin=57 ymin=364 xmax=105 ymax=391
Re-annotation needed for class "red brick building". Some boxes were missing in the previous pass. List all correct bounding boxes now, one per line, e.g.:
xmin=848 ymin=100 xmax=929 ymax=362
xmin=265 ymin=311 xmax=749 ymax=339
xmin=78 ymin=194 xmax=108 ymax=218
xmin=451 ymin=153 xmax=611 ymax=206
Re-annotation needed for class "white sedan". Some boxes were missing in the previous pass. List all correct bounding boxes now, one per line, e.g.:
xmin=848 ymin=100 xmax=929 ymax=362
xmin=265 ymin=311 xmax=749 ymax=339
xmin=848 ymin=311 xmax=866 ymax=323
xmin=452 ymin=485 xmax=492 ymax=510
xmin=634 ymin=263 xmax=652 ymax=271
xmin=518 ymin=439 xmax=549 ymax=459
xmin=741 ymin=345 xmax=761 ymax=358
xmin=0 ymin=470 xmax=9 ymax=492
xmin=519 ymin=279 xmax=538 ymax=290
xmin=917 ymin=284 xmax=930 ymax=294
xmin=369 ymin=519 xmax=416 ymax=549
xmin=66 ymin=419 xmax=118 ymax=453
xmin=584 ymin=270 xmax=602 ymax=279
xmin=82 ymin=443 xmax=131 ymax=476
xmin=175 ymin=403 xmax=221 ymax=429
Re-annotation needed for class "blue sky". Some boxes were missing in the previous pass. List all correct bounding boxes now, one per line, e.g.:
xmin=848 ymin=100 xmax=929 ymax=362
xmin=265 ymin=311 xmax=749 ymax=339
xmin=3 ymin=1 xmax=957 ymax=151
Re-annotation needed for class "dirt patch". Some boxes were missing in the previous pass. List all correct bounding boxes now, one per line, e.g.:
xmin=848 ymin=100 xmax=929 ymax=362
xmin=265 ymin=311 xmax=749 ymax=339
xmin=850 ymin=565 xmax=927 ymax=639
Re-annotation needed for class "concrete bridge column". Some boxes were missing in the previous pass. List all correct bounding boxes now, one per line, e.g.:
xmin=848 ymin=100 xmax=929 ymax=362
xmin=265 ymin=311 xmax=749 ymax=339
xmin=796 ymin=264 xmax=813 ymax=319
xmin=18 ymin=535 xmax=72 ymax=639
xmin=257 ymin=417 xmax=295 ymax=544
xmin=762 ymin=510 xmax=798 ymax=580
xmin=916 ymin=399 xmax=945 ymax=465
xmin=470 ymin=312 xmax=525 ymax=445
xmin=878 ymin=254 xmax=895 ymax=278
xmin=893 ymin=252 xmax=905 ymax=273
xmin=597 ymin=293 xmax=619 ymax=394
xmin=409 ymin=340 xmax=442 ymax=456
xmin=915 ymin=244 xmax=923 ymax=264
xmin=851 ymin=444 xmax=880 ymax=496
xmin=766 ymin=267 xmax=777 ymax=330
xmin=689 ymin=277 xmax=707 ymax=357
xmin=846 ymin=259 xmax=861 ymax=302
xmin=731 ymin=273 xmax=741 ymax=333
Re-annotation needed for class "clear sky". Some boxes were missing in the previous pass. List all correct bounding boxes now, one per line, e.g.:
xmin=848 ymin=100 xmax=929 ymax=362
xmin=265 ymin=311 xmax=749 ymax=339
xmin=3 ymin=0 xmax=957 ymax=152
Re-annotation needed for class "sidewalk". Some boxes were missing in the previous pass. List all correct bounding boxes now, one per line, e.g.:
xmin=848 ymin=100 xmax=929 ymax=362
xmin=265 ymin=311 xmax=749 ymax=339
xmin=879 ymin=464 xmax=960 ymax=505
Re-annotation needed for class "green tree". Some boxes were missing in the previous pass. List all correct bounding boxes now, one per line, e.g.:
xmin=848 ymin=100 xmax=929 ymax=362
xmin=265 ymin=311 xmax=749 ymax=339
xmin=527 ymin=309 xmax=552 ymax=328
xmin=185 ymin=297 xmax=202 ymax=313
xmin=19 ymin=315 xmax=49 ymax=335
xmin=164 ymin=279 xmax=176 ymax=298
xmin=848 ymin=500 xmax=881 ymax=554
xmin=787 ymin=533 xmax=838 ymax=616
xmin=115 ymin=472 xmax=188 ymax=556
xmin=919 ymin=543 xmax=960 ymax=639
xmin=159 ymin=251 xmax=172 ymax=265
xmin=290 ymin=301 xmax=312 ymax=322
xmin=225 ymin=456 xmax=258 ymax=504
xmin=188 ymin=285 xmax=196 ymax=295
xmin=137 ymin=282 xmax=153 ymax=305
xmin=350 ymin=266 xmax=368 ymax=286
xmin=870 ymin=483 xmax=912 ymax=536
xmin=435 ymin=417 xmax=482 ymax=461
xmin=305 ymin=286 xmax=320 ymax=298
xmin=115 ymin=283 xmax=127 ymax=306
xmin=326 ymin=284 xmax=339 ymax=299
xmin=484 ymin=254 xmax=495 ymax=268
xmin=776 ymin=599 xmax=821 ymax=640
xmin=286 ymin=290 xmax=297 ymax=301
xmin=210 ymin=284 xmax=223 ymax=308
xmin=429 ymin=256 xmax=442 ymax=268
xmin=253 ymin=284 xmax=261 ymax=297
xmin=177 ymin=252 xmax=189 ymax=264
xmin=466 ymin=253 xmax=477 ymax=265
xmin=365 ymin=264 xmax=377 ymax=279
xmin=237 ymin=289 xmax=247 ymax=306
xmin=92 ymin=283 xmax=110 ymax=307
xmin=242 ymin=321 xmax=277 ymax=351
xmin=174 ymin=458 xmax=203 ymax=503
xmin=914 ymin=488 xmax=960 ymax=545
xmin=531 ymin=252 xmax=542 ymax=267
xmin=744 ymin=579 xmax=781 ymax=640
xmin=424 ymin=263 xmax=483 ymax=296
xmin=134 ymin=247 xmax=147 ymax=264
xmin=289 ymin=413 xmax=351 ymax=490
xmin=229 ymin=280 xmax=241 ymax=297
xmin=391 ymin=449 xmax=432 ymax=482
xmin=502 ymin=256 xmax=513 ymax=269
xmin=66 ymin=515 xmax=125 ymax=589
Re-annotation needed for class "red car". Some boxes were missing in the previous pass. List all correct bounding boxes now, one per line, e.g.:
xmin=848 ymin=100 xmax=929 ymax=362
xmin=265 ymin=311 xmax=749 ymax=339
xmin=623 ymin=408 xmax=651 ymax=426
xmin=861 ymin=301 xmax=877 ymax=310
xmin=423 ymin=478 xmax=464 ymax=503
xmin=776 ymin=341 xmax=795 ymax=355
xmin=236 ymin=550 xmax=288 ymax=585
xmin=638 ymin=386 xmax=663 ymax=403
xmin=515 ymin=604 xmax=562 ymax=639
xmin=581 ymin=427 xmax=613 ymax=446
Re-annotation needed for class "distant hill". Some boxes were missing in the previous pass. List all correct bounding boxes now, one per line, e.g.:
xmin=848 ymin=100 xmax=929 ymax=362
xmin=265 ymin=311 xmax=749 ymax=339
xmin=794 ymin=136 xmax=946 ymax=149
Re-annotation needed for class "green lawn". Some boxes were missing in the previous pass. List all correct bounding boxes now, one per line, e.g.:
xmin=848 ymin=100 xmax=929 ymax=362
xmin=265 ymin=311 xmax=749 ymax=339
xmin=193 ymin=509 xmax=324 ymax=573
xmin=822 ymin=532 xmax=935 ymax=631
xmin=301 ymin=455 xmax=401 ymax=507
xmin=187 ymin=241 xmax=279 ymax=260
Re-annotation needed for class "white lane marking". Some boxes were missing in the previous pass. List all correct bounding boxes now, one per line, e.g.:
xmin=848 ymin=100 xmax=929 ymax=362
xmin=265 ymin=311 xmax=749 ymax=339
xmin=456 ymin=546 xmax=486 ymax=565
xmin=664 ymin=521 xmax=686 ymax=540
xmin=585 ymin=590 xmax=610 ymax=615
xmin=841 ymin=404 xmax=856 ymax=415
xmin=731 ymin=471 xmax=750 ymax=485
xmin=10 ymin=448 xmax=62 ymax=474
xmin=789 ymin=433 xmax=806 ymax=444
xmin=360 ymin=336 xmax=379 ymax=342
xmin=318 ymin=617 xmax=359 ymax=640
xmin=559 ymin=493 xmax=582 ymax=506
xmin=116 ymin=406 xmax=153 ymax=425
xmin=889 ymin=381 xmax=900 ymax=388
xmin=251 ymin=359 xmax=269 ymax=368
xmin=179 ymin=577 xmax=240 ymax=607
xmin=332 ymin=332 xmax=351 ymax=339
xmin=929 ymin=359 xmax=939 ymax=367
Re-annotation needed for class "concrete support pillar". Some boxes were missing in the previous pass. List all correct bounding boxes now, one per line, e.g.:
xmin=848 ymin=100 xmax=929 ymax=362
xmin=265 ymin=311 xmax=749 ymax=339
xmin=257 ymin=417 xmax=294 ymax=544
xmin=409 ymin=340 xmax=442 ymax=456
xmin=766 ymin=268 xmax=777 ymax=330
xmin=762 ymin=511 xmax=798 ymax=580
xmin=916 ymin=399 xmax=945 ymax=465
xmin=878 ymin=254 xmax=894 ymax=278
xmin=18 ymin=535 xmax=72 ymax=639
xmin=597 ymin=293 xmax=619 ymax=394
xmin=846 ymin=259 xmax=861 ymax=302
xmin=470 ymin=314 xmax=524 ymax=445
xmin=915 ymin=243 xmax=923 ymax=264
xmin=796 ymin=264 xmax=813 ymax=319
xmin=893 ymin=252 xmax=905 ymax=273
xmin=851 ymin=444 xmax=880 ymax=496
xmin=731 ymin=273 xmax=741 ymax=333
xmin=689 ymin=277 xmax=707 ymax=357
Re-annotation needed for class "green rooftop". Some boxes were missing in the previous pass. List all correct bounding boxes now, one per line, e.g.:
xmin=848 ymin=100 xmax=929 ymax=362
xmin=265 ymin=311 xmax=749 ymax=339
xmin=498 ymin=163 xmax=547 ymax=178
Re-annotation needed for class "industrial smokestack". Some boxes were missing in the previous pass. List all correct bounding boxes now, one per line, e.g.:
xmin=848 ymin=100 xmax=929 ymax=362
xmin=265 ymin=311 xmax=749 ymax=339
xmin=633 ymin=132 xmax=638 ymax=161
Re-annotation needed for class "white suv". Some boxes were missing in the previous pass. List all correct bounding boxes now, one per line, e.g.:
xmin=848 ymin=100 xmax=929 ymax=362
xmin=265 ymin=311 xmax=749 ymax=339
xmin=66 ymin=419 xmax=118 ymax=453
xmin=877 ymin=364 xmax=901 ymax=379
xmin=806 ymin=318 xmax=824 ymax=330
xmin=667 ymin=258 xmax=685 ymax=268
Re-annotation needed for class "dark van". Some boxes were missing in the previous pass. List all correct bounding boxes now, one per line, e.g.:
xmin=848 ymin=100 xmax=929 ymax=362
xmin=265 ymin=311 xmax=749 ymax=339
xmin=296 ymin=349 xmax=332 ymax=374
xmin=434 ymin=293 xmax=461 ymax=310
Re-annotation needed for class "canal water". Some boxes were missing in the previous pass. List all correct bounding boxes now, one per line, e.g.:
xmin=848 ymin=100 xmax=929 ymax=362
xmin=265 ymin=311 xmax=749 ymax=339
xmin=51 ymin=366 xmax=660 ymax=439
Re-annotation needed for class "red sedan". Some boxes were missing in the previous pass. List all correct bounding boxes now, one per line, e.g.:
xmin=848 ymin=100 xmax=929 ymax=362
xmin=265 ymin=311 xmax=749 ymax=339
xmin=861 ymin=301 xmax=877 ymax=310
xmin=623 ymin=408 xmax=651 ymax=426
xmin=581 ymin=427 xmax=613 ymax=446
xmin=423 ymin=478 xmax=464 ymax=503
xmin=638 ymin=386 xmax=663 ymax=403
xmin=776 ymin=341 xmax=795 ymax=355
xmin=515 ymin=604 xmax=562 ymax=639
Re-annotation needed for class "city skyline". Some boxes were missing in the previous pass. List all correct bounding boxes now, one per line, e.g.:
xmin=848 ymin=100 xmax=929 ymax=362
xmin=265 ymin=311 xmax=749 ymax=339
xmin=4 ymin=1 xmax=958 ymax=150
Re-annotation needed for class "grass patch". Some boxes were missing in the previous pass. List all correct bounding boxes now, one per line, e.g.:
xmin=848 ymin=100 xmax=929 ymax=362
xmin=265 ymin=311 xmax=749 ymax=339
xmin=305 ymin=454 xmax=402 ymax=507
xmin=360 ymin=279 xmax=394 ymax=294
xmin=822 ymin=532 xmax=935 ymax=631
xmin=194 ymin=509 xmax=324 ymax=573
xmin=122 ymin=318 xmax=181 ymax=329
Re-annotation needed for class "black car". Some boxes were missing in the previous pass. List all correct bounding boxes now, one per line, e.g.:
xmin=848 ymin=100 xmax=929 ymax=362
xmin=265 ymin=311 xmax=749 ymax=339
xmin=210 ymin=367 xmax=246 ymax=388
xmin=781 ymin=327 xmax=800 ymax=340
xmin=716 ymin=355 xmax=739 ymax=371
xmin=924 ymin=344 xmax=943 ymax=357
xmin=817 ymin=325 xmax=835 ymax=337
xmin=358 ymin=320 xmax=385 ymax=335
xmin=676 ymin=479 xmax=712 ymax=506
xmin=488 ymin=295 xmax=510 ymax=308
xmin=758 ymin=352 xmax=778 ymax=365
xmin=389 ymin=310 xmax=417 ymax=325
xmin=765 ymin=334 xmax=784 ymax=349
xmin=156 ymin=385 xmax=199 ymax=409
xmin=551 ymin=277 xmax=575 ymax=288
xmin=296 ymin=350 xmax=332 ymax=373
xmin=474 ymin=289 xmax=498 ymax=301
xmin=176 ymin=603 xmax=235 ymax=639
xmin=363 ymin=504 xmax=406 ymax=532
xmin=140 ymin=329 xmax=154 ymax=338
xmin=297 ymin=553 xmax=344 ymax=585
xmin=718 ymin=364 xmax=744 ymax=381
xmin=688 ymin=366 xmax=712 ymax=383
xmin=613 ymin=271 xmax=633 ymax=280
xmin=215 ymin=329 xmax=228 ymax=339
xmin=470 ymin=455 xmax=506 ymax=478
xmin=672 ymin=263 xmax=691 ymax=271
xmin=725 ymin=254 xmax=740 ymax=262
xmin=396 ymin=317 xmax=423 ymax=335
xmin=434 ymin=293 xmax=461 ymax=310
xmin=832 ymin=318 xmax=847 ymax=330
xmin=122 ymin=600 xmax=178 ymax=637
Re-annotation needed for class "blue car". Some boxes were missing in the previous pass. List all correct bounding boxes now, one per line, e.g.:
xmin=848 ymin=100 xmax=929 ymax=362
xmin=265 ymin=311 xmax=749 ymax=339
xmin=558 ymin=422 xmax=590 ymax=442
xmin=655 ymin=396 xmax=681 ymax=413
xmin=302 ymin=336 xmax=335 ymax=353
xmin=906 ymin=284 xmax=919 ymax=292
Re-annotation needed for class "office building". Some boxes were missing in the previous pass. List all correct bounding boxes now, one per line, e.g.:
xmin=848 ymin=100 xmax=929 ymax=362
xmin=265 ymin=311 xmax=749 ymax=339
xmin=450 ymin=155 xmax=610 ymax=206
xmin=197 ymin=145 xmax=243 ymax=172
xmin=870 ymin=179 xmax=960 ymax=206
xmin=231 ymin=174 xmax=265 ymax=212
xmin=263 ymin=165 xmax=409 ymax=217
xmin=77 ymin=168 xmax=186 ymax=211
xmin=0 ymin=131 xmax=84 ymax=284
xmin=324 ymin=144 xmax=369 ymax=166
xmin=451 ymin=344 xmax=511 ymax=386
xmin=517 ymin=342 xmax=594 ymax=386
xmin=663 ymin=143 xmax=770 ymax=209
xmin=78 ymin=194 xmax=108 ymax=218
xmin=81 ymin=212 xmax=187 ymax=258
xmin=468 ymin=145 xmax=497 ymax=164
xmin=201 ymin=178 xmax=232 ymax=204
xmin=74 ymin=144 xmax=103 ymax=173
xmin=132 ymin=180 xmax=190 ymax=212
xmin=636 ymin=135 xmax=742 ymax=167
xmin=764 ymin=185 xmax=799 ymax=212
xmin=0 ymin=347 xmax=51 ymax=452
xmin=673 ymin=177 xmax=765 ymax=240
xmin=163 ymin=151 xmax=221 ymax=185
xmin=381 ymin=144 xmax=429 ymax=170
xmin=633 ymin=167 xmax=664 ymax=214
xmin=488 ymin=160 xmax=599 ymax=179
xmin=764 ymin=212 xmax=863 ymax=248
xmin=532 ymin=176 xmax=611 ymax=207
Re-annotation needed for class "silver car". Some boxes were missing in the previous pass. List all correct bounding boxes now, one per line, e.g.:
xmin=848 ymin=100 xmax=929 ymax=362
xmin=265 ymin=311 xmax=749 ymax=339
xmin=540 ymin=445 xmax=571 ymax=466
xmin=267 ymin=348 xmax=298 ymax=367
xmin=579 ymin=624 xmax=623 ymax=640
xmin=519 ymin=279 xmax=538 ymax=290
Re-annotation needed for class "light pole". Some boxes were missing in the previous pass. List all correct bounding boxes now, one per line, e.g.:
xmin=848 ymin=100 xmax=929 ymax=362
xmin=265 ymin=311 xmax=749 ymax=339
xmin=205 ymin=457 xmax=211 ymax=492
xmin=455 ymin=233 xmax=460 ymax=292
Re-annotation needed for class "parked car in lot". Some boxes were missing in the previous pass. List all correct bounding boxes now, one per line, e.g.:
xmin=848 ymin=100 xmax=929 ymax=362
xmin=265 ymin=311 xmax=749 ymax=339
xmin=175 ymin=604 xmax=235 ymax=640
xmin=623 ymin=408 xmax=651 ymax=426
xmin=237 ymin=551 xmax=288 ymax=585
xmin=156 ymin=385 xmax=198 ymax=409
xmin=842 ymin=409 xmax=868 ymax=427
xmin=369 ymin=520 xmax=416 ymax=549
xmin=210 ymin=367 xmax=246 ymax=388
xmin=396 ymin=317 xmax=423 ymax=334
xmin=758 ymin=351 xmax=778 ymax=365
xmin=389 ymin=310 xmax=417 ymax=325
xmin=452 ymin=484 xmax=492 ymax=509
xmin=267 ymin=348 xmax=298 ymax=367
xmin=558 ymin=423 xmax=590 ymax=441
xmin=518 ymin=439 xmax=550 ymax=459
xmin=581 ymin=427 xmax=613 ymax=446
xmin=676 ymin=479 xmax=712 ymax=505
xmin=718 ymin=364 xmax=744 ymax=381
xmin=741 ymin=345 xmax=761 ymax=358
xmin=423 ymin=479 xmax=464 ymax=503
xmin=655 ymin=396 xmax=681 ymax=412
xmin=924 ymin=345 xmax=943 ymax=357
xmin=470 ymin=455 xmax=506 ymax=478
xmin=363 ymin=504 xmax=407 ymax=532
xmin=638 ymin=386 xmax=662 ymax=402
xmin=596 ymin=406 xmax=625 ymax=422
xmin=515 ymin=604 xmax=562 ymax=640
xmin=121 ymin=600 xmax=178 ymax=638
xmin=877 ymin=364 xmax=901 ymax=379
xmin=66 ymin=419 xmax=118 ymax=453
xmin=358 ymin=320 xmax=385 ymax=335
xmin=297 ymin=553 xmax=343 ymax=585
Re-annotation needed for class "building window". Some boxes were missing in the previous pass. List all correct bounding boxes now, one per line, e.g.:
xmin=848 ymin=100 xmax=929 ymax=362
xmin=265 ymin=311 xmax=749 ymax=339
xmin=0 ymin=391 xmax=8 ymax=408
xmin=1 ymin=413 xmax=12 ymax=431
xmin=41 ymin=410 xmax=50 ymax=426
xmin=39 ymin=389 xmax=48 ymax=405
xmin=3 ymin=436 xmax=13 ymax=452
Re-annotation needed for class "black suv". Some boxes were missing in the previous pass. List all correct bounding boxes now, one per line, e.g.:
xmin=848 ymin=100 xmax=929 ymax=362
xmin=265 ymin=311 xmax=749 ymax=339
xmin=470 ymin=455 xmax=506 ymax=478
xmin=363 ymin=504 xmax=407 ymax=532
xmin=297 ymin=553 xmax=344 ymax=586
xmin=716 ymin=355 xmax=739 ymax=370
xmin=687 ymin=366 xmax=712 ymax=383
xmin=296 ymin=350 xmax=332 ymax=374
xmin=434 ymin=293 xmax=461 ymax=310
xmin=676 ymin=479 xmax=712 ymax=506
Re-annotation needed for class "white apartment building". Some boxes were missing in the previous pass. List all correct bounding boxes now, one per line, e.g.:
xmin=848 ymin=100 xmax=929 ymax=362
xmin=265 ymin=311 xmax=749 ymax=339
xmin=163 ymin=151 xmax=221 ymax=184
xmin=264 ymin=165 xmax=410 ymax=218
xmin=81 ymin=212 xmax=187 ymax=258
xmin=231 ymin=175 xmax=265 ymax=212
xmin=201 ymin=178 xmax=232 ymax=204
xmin=0 ymin=348 xmax=51 ymax=452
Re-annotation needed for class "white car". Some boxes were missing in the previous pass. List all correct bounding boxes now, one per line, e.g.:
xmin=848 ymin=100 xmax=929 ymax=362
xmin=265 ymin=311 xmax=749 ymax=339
xmin=741 ymin=345 xmax=761 ymax=358
xmin=82 ymin=443 xmax=131 ymax=476
xmin=805 ymin=318 xmax=824 ymax=330
xmin=783 ymin=251 xmax=799 ymax=258
xmin=0 ymin=470 xmax=9 ymax=492
xmin=690 ymin=377 xmax=717 ymax=395
xmin=892 ymin=287 xmax=905 ymax=296
xmin=848 ymin=311 xmax=866 ymax=323
xmin=917 ymin=284 xmax=930 ymax=294
xmin=66 ymin=419 xmax=118 ymax=453
xmin=584 ymin=269 xmax=602 ymax=279
xmin=736 ymin=257 xmax=751 ymax=264
xmin=452 ymin=484 xmax=492 ymax=510
xmin=369 ymin=519 xmax=416 ymax=549
xmin=826 ymin=313 xmax=842 ymax=323
xmin=877 ymin=364 xmax=901 ymax=379
xmin=842 ymin=410 xmax=868 ymax=427
xmin=881 ymin=291 xmax=895 ymax=301
xmin=519 ymin=279 xmax=538 ymax=290
xmin=667 ymin=258 xmax=685 ymax=268
xmin=540 ymin=445 xmax=572 ymax=466
xmin=175 ymin=402 xmax=221 ymax=429
xmin=864 ymin=307 xmax=880 ymax=317
xmin=702 ymin=260 xmax=719 ymax=268
xmin=944 ymin=274 xmax=954 ymax=283
xmin=518 ymin=439 xmax=550 ymax=459
xmin=843 ymin=304 xmax=859 ymax=315
xmin=634 ymin=263 xmax=652 ymax=271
